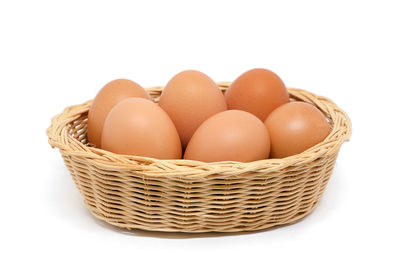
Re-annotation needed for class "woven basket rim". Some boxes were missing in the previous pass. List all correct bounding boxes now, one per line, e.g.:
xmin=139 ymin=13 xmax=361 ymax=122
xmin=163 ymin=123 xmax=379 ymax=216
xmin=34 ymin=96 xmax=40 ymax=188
xmin=46 ymin=82 xmax=352 ymax=176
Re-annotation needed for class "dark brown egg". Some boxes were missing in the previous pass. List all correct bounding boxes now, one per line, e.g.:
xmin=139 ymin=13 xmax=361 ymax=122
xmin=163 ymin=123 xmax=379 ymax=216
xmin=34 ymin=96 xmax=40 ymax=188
xmin=264 ymin=102 xmax=331 ymax=158
xmin=225 ymin=68 xmax=290 ymax=121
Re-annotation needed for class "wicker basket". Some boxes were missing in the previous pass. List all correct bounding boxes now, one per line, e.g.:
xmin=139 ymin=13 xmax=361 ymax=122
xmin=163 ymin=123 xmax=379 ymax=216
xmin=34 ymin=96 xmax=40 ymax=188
xmin=46 ymin=82 xmax=351 ymax=233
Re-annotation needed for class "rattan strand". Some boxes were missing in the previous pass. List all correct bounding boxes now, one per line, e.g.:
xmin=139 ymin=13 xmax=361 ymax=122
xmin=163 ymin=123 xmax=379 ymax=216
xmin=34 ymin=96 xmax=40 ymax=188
xmin=47 ymin=83 xmax=351 ymax=232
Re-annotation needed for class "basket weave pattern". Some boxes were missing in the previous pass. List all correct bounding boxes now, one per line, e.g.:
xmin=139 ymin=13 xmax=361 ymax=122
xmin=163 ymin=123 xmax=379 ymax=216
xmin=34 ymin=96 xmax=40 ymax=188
xmin=47 ymin=83 xmax=351 ymax=233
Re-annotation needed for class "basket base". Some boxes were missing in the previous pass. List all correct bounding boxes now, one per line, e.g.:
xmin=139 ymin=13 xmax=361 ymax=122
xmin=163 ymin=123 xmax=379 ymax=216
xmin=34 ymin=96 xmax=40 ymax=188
xmin=85 ymin=198 xmax=321 ymax=234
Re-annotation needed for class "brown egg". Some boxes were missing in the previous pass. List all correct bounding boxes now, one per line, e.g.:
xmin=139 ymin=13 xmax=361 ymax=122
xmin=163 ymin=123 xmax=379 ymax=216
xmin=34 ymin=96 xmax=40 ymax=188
xmin=87 ymin=79 xmax=151 ymax=148
xmin=158 ymin=70 xmax=227 ymax=148
xmin=225 ymin=68 xmax=290 ymax=121
xmin=101 ymin=98 xmax=182 ymax=159
xmin=264 ymin=102 xmax=332 ymax=158
xmin=184 ymin=110 xmax=270 ymax=162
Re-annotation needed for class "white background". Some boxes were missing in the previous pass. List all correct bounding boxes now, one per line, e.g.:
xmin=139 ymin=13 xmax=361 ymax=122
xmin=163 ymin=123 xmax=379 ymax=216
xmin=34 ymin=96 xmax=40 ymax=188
xmin=1 ymin=0 xmax=399 ymax=266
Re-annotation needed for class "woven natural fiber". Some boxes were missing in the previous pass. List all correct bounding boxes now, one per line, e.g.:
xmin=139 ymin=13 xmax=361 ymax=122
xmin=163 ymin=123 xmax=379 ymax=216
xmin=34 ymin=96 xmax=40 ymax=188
xmin=47 ymin=82 xmax=351 ymax=233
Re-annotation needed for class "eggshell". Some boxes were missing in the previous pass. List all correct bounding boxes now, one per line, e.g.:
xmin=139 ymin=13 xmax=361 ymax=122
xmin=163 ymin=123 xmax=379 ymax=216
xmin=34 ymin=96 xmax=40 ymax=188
xmin=184 ymin=110 xmax=270 ymax=162
xmin=158 ymin=70 xmax=227 ymax=147
xmin=87 ymin=79 xmax=151 ymax=148
xmin=264 ymin=102 xmax=331 ymax=158
xmin=225 ymin=68 xmax=290 ymax=121
xmin=101 ymin=98 xmax=182 ymax=159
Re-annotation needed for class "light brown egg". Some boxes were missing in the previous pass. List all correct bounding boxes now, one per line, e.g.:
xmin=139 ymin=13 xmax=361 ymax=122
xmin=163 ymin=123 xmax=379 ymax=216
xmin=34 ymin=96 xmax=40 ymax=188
xmin=264 ymin=101 xmax=332 ymax=158
xmin=184 ymin=110 xmax=270 ymax=162
xmin=158 ymin=70 xmax=227 ymax=148
xmin=101 ymin=98 xmax=182 ymax=159
xmin=225 ymin=68 xmax=290 ymax=121
xmin=87 ymin=79 xmax=151 ymax=148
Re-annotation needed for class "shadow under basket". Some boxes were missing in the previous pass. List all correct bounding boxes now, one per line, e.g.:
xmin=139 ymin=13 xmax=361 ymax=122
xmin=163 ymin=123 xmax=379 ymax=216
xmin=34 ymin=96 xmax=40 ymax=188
xmin=46 ymin=82 xmax=352 ymax=233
